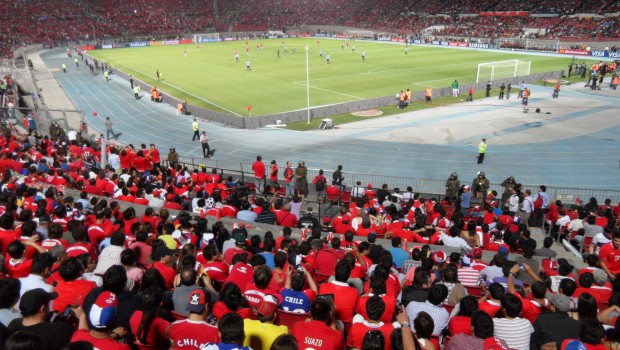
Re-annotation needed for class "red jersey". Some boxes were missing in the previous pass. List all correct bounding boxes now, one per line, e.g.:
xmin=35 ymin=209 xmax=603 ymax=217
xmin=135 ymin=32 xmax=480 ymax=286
xmin=292 ymin=320 xmax=344 ymax=350
xmin=67 ymin=242 xmax=98 ymax=261
xmin=347 ymin=320 xmax=394 ymax=350
xmin=53 ymin=279 xmax=96 ymax=311
xmin=201 ymin=261 xmax=229 ymax=282
xmin=224 ymin=262 xmax=254 ymax=290
xmin=478 ymin=299 xmax=502 ymax=317
xmin=243 ymin=282 xmax=280 ymax=309
xmin=448 ymin=315 xmax=472 ymax=335
xmin=211 ymin=302 xmax=255 ymax=321
xmin=0 ymin=228 xmax=18 ymax=254
xmin=71 ymin=330 xmax=131 ymax=350
xmin=318 ymin=281 xmax=359 ymax=323
xmin=252 ymin=161 xmax=266 ymax=179
xmin=355 ymin=293 xmax=396 ymax=324
xmin=169 ymin=319 xmax=220 ymax=349
xmin=148 ymin=261 xmax=176 ymax=289
xmin=130 ymin=311 xmax=170 ymax=347
xmin=599 ymin=243 xmax=620 ymax=275
xmin=5 ymin=258 xmax=33 ymax=278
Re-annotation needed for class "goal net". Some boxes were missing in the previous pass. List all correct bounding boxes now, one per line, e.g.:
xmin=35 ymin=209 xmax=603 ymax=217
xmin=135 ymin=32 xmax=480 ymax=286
xmin=193 ymin=33 xmax=221 ymax=43
xmin=476 ymin=59 xmax=531 ymax=82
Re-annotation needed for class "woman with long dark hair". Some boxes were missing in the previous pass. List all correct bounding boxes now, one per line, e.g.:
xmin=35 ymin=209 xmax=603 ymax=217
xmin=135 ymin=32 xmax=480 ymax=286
xmin=129 ymin=287 xmax=170 ymax=346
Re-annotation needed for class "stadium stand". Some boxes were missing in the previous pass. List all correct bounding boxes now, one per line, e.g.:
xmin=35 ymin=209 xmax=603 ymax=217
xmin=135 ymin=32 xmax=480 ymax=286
xmin=1 ymin=0 xmax=619 ymax=58
xmin=0 ymin=0 xmax=618 ymax=348
xmin=0 ymin=99 xmax=615 ymax=347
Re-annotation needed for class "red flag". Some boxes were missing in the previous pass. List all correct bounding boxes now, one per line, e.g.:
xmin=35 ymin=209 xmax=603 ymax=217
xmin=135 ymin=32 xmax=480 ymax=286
xmin=247 ymin=105 xmax=252 ymax=111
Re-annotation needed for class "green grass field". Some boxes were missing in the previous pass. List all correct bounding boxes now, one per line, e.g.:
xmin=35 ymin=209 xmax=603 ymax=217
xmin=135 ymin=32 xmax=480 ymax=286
xmin=89 ymin=38 xmax=588 ymax=116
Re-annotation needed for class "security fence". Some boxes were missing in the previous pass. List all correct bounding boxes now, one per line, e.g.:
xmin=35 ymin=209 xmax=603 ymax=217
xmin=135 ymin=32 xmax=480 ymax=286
xmin=170 ymin=155 xmax=620 ymax=204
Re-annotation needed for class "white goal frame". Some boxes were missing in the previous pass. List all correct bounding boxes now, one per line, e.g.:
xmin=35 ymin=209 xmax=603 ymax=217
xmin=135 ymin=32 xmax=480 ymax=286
xmin=476 ymin=59 xmax=531 ymax=82
xmin=193 ymin=33 xmax=221 ymax=43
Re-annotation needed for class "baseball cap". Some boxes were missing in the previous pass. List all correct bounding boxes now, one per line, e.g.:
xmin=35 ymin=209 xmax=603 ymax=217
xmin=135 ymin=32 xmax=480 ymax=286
xmin=461 ymin=254 xmax=474 ymax=267
xmin=472 ymin=247 xmax=483 ymax=258
xmin=202 ymin=233 xmax=215 ymax=245
xmin=89 ymin=291 xmax=118 ymax=329
xmin=186 ymin=289 xmax=207 ymax=313
xmin=233 ymin=232 xmax=246 ymax=245
xmin=153 ymin=245 xmax=174 ymax=261
xmin=560 ymin=339 xmax=587 ymax=350
xmin=256 ymin=295 xmax=279 ymax=318
xmin=498 ymin=246 xmax=509 ymax=258
xmin=19 ymin=289 xmax=58 ymax=315
xmin=546 ymin=292 xmax=570 ymax=312
xmin=433 ymin=251 xmax=447 ymax=264
xmin=323 ymin=216 xmax=331 ymax=224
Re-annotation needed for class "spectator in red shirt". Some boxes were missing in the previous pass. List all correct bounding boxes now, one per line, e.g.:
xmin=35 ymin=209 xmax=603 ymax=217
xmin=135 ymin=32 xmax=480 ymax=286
xmin=244 ymin=265 xmax=280 ymax=309
xmin=292 ymin=298 xmax=344 ymax=350
xmin=449 ymin=295 xmax=479 ymax=335
xmin=356 ymin=274 xmax=396 ymax=324
xmin=130 ymin=287 xmax=170 ymax=347
xmin=318 ymin=260 xmax=359 ymax=323
xmin=5 ymin=238 xmax=45 ymax=278
xmin=313 ymin=239 xmax=338 ymax=276
xmin=0 ymin=213 xmax=18 ymax=254
xmin=252 ymin=155 xmax=266 ymax=194
xmin=347 ymin=295 xmax=395 ymax=349
xmin=148 ymin=144 xmax=161 ymax=170
xmin=212 ymin=282 xmax=255 ymax=321
xmin=198 ymin=244 xmax=229 ymax=284
xmin=147 ymin=245 xmax=177 ymax=289
xmin=599 ymin=231 xmax=620 ymax=280
xmin=478 ymin=282 xmax=505 ymax=317
xmin=169 ymin=289 xmax=219 ymax=349
xmin=278 ymin=204 xmax=298 ymax=228
xmin=224 ymin=253 xmax=254 ymax=290
xmin=53 ymin=257 xmax=96 ymax=311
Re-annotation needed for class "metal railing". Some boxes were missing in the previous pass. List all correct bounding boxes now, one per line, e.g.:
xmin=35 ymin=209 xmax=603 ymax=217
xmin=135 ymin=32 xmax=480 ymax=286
xmin=170 ymin=155 xmax=620 ymax=204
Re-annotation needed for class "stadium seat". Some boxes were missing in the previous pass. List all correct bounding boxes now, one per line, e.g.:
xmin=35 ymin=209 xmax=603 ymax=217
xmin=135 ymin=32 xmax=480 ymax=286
xmin=340 ymin=192 xmax=352 ymax=205
xmin=313 ymin=271 xmax=332 ymax=285
xmin=465 ymin=285 xmax=483 ymax=298
xmin=443 ymin=304 xmax=456 ymax=315
xmin=277 ymin=310 xmax=309 ymax=329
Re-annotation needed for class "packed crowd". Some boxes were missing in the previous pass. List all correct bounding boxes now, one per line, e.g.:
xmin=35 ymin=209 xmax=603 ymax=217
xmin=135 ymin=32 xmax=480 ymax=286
xmin=1 ymin=0 xmax=620 ymax=58
xmin=0 ymin=114 xmax=619 ymax=350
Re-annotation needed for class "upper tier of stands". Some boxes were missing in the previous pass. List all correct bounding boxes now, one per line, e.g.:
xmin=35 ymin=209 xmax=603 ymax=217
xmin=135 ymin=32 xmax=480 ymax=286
xmin=1 ymin=0 xmax=619 ymax=58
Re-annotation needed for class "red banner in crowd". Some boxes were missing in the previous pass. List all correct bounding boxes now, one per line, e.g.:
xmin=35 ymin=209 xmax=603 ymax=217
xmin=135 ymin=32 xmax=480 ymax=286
xmin=80 ymin=45 xmax=95 ymax=51
xmin=558 ymin=48 xmax=590 ymax=56
xmin=448 ymin=42 xmax=469 ymax=47
xmin=179 ymin=39 xmax=193 ymax=44
xmin=390 ymin=38 xmax=407 ymax=43
xmin=479 ymin=11 xmax=529 ymax=17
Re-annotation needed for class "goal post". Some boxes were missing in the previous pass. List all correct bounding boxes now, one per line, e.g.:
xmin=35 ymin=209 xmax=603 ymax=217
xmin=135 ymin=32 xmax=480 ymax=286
xmin=476 ymin=59 xmax=531 ymax=82
xmin=193 ymin=33 xmax=221 ymax=43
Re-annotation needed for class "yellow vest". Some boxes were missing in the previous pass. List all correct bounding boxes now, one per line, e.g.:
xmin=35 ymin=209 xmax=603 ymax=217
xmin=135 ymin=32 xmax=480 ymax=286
xmin=479 ymin=142 xmax=487 ymax=153
xmin=192 ymin=122 xmax=199 ymax=131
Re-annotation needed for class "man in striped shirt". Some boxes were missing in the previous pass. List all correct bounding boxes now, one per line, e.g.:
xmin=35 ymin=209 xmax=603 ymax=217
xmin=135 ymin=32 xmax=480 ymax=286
xmin=493 ymin=293 xmax=534 ymax=349
xmin=458 ymin=254 xmax=481 ymax=287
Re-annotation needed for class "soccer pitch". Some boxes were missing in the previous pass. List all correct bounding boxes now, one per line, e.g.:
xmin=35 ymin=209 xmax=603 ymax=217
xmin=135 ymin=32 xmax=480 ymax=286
xmin=89 ymin=38 xmax=581 ymax=116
